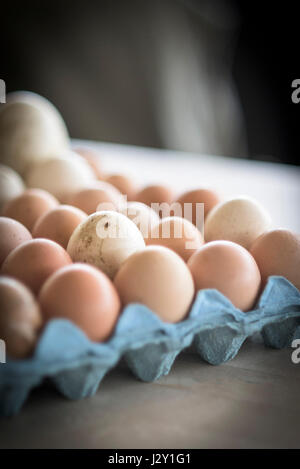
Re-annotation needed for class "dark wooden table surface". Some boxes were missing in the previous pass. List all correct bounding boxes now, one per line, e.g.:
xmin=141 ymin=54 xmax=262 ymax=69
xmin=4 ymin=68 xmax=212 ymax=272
xmin=1 ymin=341 xmax=299 ymax=448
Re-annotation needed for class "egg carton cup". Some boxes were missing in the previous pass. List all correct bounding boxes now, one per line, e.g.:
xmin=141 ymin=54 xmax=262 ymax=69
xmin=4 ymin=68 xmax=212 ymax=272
xmin=1 ymin=275 xmax=300 ymax=417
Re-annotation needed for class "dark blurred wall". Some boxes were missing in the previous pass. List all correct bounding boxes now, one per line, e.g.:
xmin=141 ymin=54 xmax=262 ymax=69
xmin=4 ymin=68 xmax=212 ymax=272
xmin=1 ymin=0 xmax=299 ymax=165
xmin=233 ymin=2 xmax=299 ymax=165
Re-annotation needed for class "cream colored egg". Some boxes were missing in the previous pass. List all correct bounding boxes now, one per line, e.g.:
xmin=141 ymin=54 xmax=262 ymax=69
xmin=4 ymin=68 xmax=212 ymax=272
xmin=119 ymin=201 xmax=159 ymax=238
xmin=25 ymin=152 xmax=96 ymax=201
xmin=73 ymin=146 xmax=104 ymax=179
xmin=114 ymin=246 xmax=195 ymax=323
xmin=205 ymin=196 xmax=272 ymax=249
xmin=0 ymin=91 xmax=69 ymax=175
xmin=0 ymin=164 xmax=25 ymax=213
xmin=67 ymin=211 xmax=146 ymax=279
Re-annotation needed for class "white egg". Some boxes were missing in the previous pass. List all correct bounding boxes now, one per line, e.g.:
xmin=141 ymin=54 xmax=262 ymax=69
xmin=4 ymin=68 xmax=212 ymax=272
xmin=0 ymin=91 xmax=70 ymax=175
xmin=67 ymin=211 xmax=146 ymax=279
xmin=25 ymin=152 xmax=96 ymax=201
xmin=205 ymin=196 xmax=272 ymax=249
xmin=0 ymin=164 xmax=25 ymax=212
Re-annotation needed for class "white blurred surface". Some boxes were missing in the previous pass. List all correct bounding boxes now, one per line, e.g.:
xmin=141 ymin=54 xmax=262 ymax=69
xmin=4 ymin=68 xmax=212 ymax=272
xmin=74 ymin=140 xmax=300 ymax=232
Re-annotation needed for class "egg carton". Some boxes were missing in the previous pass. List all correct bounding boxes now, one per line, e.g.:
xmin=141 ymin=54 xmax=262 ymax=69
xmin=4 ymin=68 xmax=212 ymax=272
xmin=0 ymin=275 xmax=300 ymax=417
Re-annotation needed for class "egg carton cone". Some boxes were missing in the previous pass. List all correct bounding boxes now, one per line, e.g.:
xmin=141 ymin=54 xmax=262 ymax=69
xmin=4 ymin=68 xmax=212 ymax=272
xmin=0 ymin=276 xmax=299 ymax=417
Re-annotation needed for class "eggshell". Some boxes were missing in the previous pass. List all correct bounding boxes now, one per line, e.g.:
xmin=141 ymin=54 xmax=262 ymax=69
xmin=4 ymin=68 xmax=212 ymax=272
xmin=0 ymin=276 xmax=42 ymax=358
xmin=2 ymin=238 xmax=72 ymax=294
xmin=2 ymin=188 xmax=59 ymax=232
xmin=146 ymin=216 xmax=204 ymax=262
xmin=250 ymin=229 xmax=300 ymax=290
xmin=0 ymin=164 xmax=25 ymax=213
xmin=0 ymin=91 xmax=69 ymax=175
xmin=39 ymin=263 xmax=121 ymax=342
xmin=105 ymin=174 xmax=138 ymax=201
xmin=25 ymin=152 xmax=96 ymax=201
xmin=187 ymin=240 xmax=261 ymax=311
xmin=175 ymin=188 xmax=220 ymax=226
xmin=119 ymin=201 xmax=159 ymax=238
xmin=114 ymin=246 xmax=195 ymax=323
xmin=205 ymin=196 xmax=272 ymax=249
xmin=69 ymin=181 xmax=124 ymax=215
xmin=73 ymin=146 xmax=104 ymax=179
xmin=135 ymin=185 xmax=174 ymax=216
xmin=67 ymin=211 xmax=146 ymax=279
xmin=32 ymin=205 xmax=88 ymax=249
xmin=0 ymin=217 xmax=32 ymax=266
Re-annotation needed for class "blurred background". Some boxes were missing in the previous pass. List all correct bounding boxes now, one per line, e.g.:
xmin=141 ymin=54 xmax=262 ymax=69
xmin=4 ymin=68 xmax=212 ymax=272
xmin=2 ymin=0 xmax=299 ymax=165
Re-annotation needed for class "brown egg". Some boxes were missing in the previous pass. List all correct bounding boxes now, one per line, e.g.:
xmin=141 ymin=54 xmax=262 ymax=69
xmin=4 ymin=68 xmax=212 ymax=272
xmin=187 ymin=240 xmax=261 ymax=311
xmin=68 ymin=182 xmax=123 ymax=215
xmin=105 ymin=174 xmax=138 ymax=201
xmin=2 ymin=188 xmax=59 ymax=232
xmin=0 ymin=217 xmax=32 ymax=266
xmin=2 ymin=238 xmax=72 ymax=294
xmin=39 ymin=263 xmax=121 ymax=342
xmin=135 ymin=185 xmax=174 ymax=216
xmin=0 ymin=276 xmax=42 ymax=358
xmin=73 ymin=146 xmax=104 ymax=179
xmin=146 ymin=216 xmax=204 ymax=262
xmin=250 ymin=229 xmax=300 ymax=290
xmin=119 ymin=201 xmax=160 ymax=239
xmin=114 ymin=246 xmax=195 ymax=323
xmin=32 ymin=205 xmax=87 ymax=249
xmin=175 ymin=189 xmax=220 ymax=227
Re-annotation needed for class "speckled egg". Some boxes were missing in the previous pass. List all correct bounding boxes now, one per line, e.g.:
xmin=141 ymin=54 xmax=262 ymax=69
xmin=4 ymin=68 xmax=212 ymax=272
xmin=0 ymin=217 xmax=32 ymax=266
xmin=67 ymin=211 xmax=146 ymax=279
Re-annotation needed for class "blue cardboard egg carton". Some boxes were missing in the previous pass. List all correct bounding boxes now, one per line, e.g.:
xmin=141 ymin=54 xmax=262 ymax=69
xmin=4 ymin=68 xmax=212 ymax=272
xmin=0 ymin=276 xmax=300 ymax=417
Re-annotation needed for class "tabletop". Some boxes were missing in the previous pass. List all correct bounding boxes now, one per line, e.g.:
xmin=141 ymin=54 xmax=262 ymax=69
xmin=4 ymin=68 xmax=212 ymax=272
xmin=1 ymin=142 xmax=300 ymax=449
